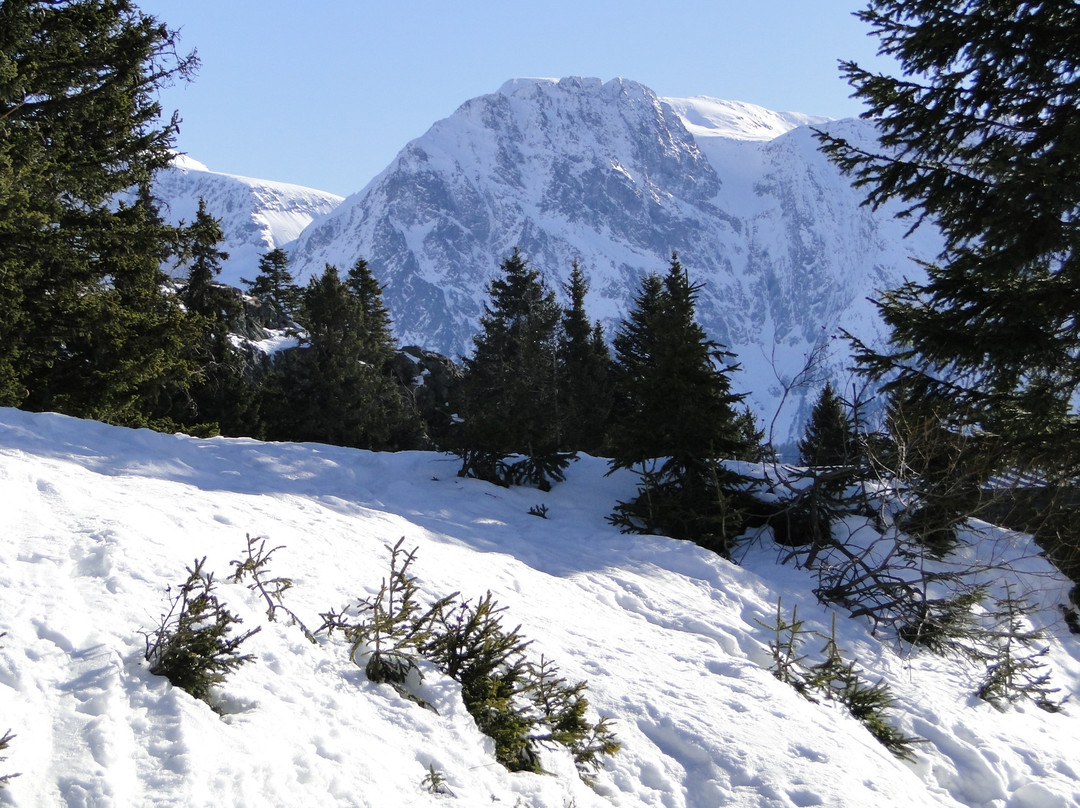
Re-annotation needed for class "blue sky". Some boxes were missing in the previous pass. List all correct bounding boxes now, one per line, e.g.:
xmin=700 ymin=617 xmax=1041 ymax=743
xmin=136 ymin=1 xmax=890 ymax=197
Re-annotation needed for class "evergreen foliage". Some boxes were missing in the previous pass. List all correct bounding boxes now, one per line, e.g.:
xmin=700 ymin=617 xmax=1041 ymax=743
xmin=259 ymin=264 xmax=424 ymax=450
xmin=143 ymin=557 xmax=260 ymax=706
xmin=345 ymin=257 xmax=397 ymax=368
xmin=456 ymin=248 xmax=574 ymax=489
xmin=816 ymin=1 xmax=1080 ymax=497
xmin=798 ymin=382 xmax=859 ymax=468
xmin=420 ymin=764 xmax=453 ymax=796
xmin=897 ymin=588 xmax=987 ymax=661
xmin=761 ymin=605 xmax=922 ymax=760
xmin=318 ymin=538 xmax=454 ymax=687
xmin=242 ymin=247 xmax=301 ymax=322
xmin=732 ymin=406 xmax=772 ymax=462
xmin=322 ymin=541 xmax=620 ymax=778
xmin=0 ymin=635 xmax=16 ymax=787
xmin=558 ymin=261 xmax=614 ymax=456
xmin=528 ymin=656 xmax=620 ymax=775
xmin=177 ymin=198 xmax=252 ymax=435
xmin=0 ymin=0 xmax=198 ymax=422
xmin=425 ymin=593 xmax=541 ymax=772
xmin=229 ymin=534 xmax=316 ymax=643
xmin=881 ymin=394 xmax=985 ymax=558
xmin=977 ymin=589 xmax=1064 ymax=713
xmin=607 ymin=254 xmax=750 ymax=555
xmin=0 ymin=728 xmax=15 ymax=787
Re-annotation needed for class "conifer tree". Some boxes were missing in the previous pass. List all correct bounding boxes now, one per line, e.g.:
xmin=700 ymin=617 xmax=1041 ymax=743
xmin=558 ymin=261 xmax=614 ymax=455
xmin=243 ymin=247 xmax=300 ymax=322
xmin=69 ymin=184 xmax=201 ymax=429
xmin=260 ymin=264 xmax=423 ymax=450
xmin=178 ymin=198 xmax=252 ymax=435
xmin=608 ymin=253 xmax=749 ymax=554
xmin=733 ymin=406 xmax=772 ymax=462
xmin=456 ymin=248 xmax=572 ymax=489
xmin=181 ymin=199 xmax=237 ymax=323
xmin=816 ymin=0 xmax=1080 ymax=482
xmin=798 ymin=382 xmax=859 ymax=468
xmin=0 ymin=0 xmax=197 ymax=418
xmin=345 ymin=257 xmax=397 ymax=367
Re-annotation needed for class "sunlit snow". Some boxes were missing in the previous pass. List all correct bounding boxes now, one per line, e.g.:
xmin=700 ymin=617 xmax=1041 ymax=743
xmin=2 ymin=408 xmax=1078 ymax=807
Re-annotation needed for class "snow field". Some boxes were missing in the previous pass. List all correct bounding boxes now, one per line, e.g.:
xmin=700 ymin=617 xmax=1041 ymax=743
xmin=2 ymin=408 xmax=1080 ymax=806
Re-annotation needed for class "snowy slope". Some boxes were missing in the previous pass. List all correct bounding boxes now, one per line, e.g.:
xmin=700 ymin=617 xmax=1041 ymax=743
xmin=283 ymin=77 xmax=941 ymax=444
xmin=2 ymin=408 xmax=1078 ymax=807
xmin=152 ymin=155 xmax=343 ymax=288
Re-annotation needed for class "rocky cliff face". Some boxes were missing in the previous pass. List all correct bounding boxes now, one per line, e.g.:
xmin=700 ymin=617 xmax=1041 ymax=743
xmin=151 ymin=155 xmax=343 ymax=289
xmin=281 ymin=77 xmax=939 ymax=442
xmin=155 ymin=78 xmax=941 ymax=445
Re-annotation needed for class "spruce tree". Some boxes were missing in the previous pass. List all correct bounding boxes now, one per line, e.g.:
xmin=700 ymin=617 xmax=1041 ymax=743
xmin=178 ymin=198 xmax=252 ymax=435
xmin=816 ymin=0 xmax=1080 ymax=482
xmin=242 ymin=247 xmax=300 ymax=322
xmin=456 ymin=248 xmax=572 ymax=489
xmin=67 ymin=184 xmax=201 ymax=429
xmin=0 ymin=0 xmax=197 ymax=419
xmin=345 ymin=257 xmax=397 ymax=367
xmin=558 ymin=261 xmax=614 ymax=456
xmin=608 ymin=253 xmax=749 ymax=554
xmin=181 ymin=198 xmax=236 ymax=322
xmin=260 ymin=264 xmax=423 ymax=450
xmin=798 ymin=382 xmax=859 ymax=468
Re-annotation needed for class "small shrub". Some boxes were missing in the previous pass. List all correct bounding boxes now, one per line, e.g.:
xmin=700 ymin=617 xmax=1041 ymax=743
xmin=807 ymin=616 xmax=922 ymax=760
xmin=978 ymin=589 xmax=1065 ymax=713
xmin=319 ymin=538 xmax=454 ymax=687
xmin=0 ymin=634 xmax=17 ymax=787
xmin=759 ymin=606 xmax=921 ymax=760
xmin=420 ymin=764 xmax=454 ymax=796
xmin=425 ymin=593 xmax=540 ymax=772
xmin=897 ymin=587 xmax=988 ymax=659
xmin=143 ymin=557 xmax=260 ymax=706
xmin=757 ymin=599 xmax=815 ymax=699
xmin=230 ymin=534 xmax=315 ymax=643
xmin=528 ymin=656 xmax=620 ymax=776
xmin=528 ymin=504 xmax=549 ymax=519
xmin=325 ymin=543 xmax=620 ymax=778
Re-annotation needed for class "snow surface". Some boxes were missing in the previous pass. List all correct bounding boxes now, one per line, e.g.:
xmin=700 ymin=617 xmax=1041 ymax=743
xmin=3 ymin=407 xmax=1079 ymax=807
xmin=151 ymin=157 xmax=344 ymax=290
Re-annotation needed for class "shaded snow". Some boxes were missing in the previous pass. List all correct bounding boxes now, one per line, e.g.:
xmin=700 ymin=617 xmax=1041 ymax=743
xmin=2 ymin=408 xmax=1080 ymax=806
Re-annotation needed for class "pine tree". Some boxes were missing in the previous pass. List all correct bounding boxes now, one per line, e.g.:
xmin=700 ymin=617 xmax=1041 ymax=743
xmin=345 ymin=257 xmax=397 ymax=367
xmin=260 ymin=264 xmax=423 ymax=450
xmin=607 ymin=253 xmax=749 ymax=554
xmin=242 ymin=247 xmax=300 ymax=322
xmin=816 ymin=0 xmax=1080 ymax=482
xmin=558 ymin=261 xmax=613 ymax=455
xmin=0 ymin=0 xmax=197 ymax=418
xmin=66 ymin=184 xmax=201 ymax=429
xmin=178 ymin=198 xmax=252 ymax=435
xmin=456 ymin=248 xmax=572 ymax=489
xmin=798 ymin=382 xmax=859 ymax=467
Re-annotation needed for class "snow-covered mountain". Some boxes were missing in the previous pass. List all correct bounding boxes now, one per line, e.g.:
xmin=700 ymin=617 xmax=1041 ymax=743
xmin=4 ymin=408 xmax=1079 ymax=806
xmin=152 ymin=155 xmax=343 ymax=287
xmin=281 ymin=77 xmax=941 ymax=443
